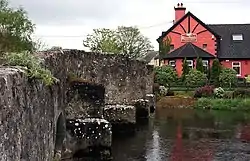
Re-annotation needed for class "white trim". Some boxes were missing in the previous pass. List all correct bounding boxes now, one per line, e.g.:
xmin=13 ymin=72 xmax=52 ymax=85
xmin=232 ymin=62 xmax=241 ymax=76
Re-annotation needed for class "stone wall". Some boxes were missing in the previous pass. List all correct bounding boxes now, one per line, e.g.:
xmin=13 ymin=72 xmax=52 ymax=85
xmin=0 ymin=67 xmax=65 ymax=161
xmin=42 ymin=50 xmax=154 ymax=105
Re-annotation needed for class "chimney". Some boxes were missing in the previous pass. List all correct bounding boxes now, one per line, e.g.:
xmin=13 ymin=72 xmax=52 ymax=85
xmin=174 ymin=3 xmax=186 ymax=23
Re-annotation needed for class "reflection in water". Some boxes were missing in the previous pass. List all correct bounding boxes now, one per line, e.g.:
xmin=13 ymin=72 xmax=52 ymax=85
xmin=145 ymin=130 xmax=161 ymax=161
xmin=67 ymin=109 xmax=250 ymax=161
xmin=111 ymin=109 xmax=250 ymax=161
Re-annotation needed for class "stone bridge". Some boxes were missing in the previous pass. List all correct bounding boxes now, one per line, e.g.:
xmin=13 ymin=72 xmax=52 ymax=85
xmin=0 ymin=50 xmax=154 ymax=161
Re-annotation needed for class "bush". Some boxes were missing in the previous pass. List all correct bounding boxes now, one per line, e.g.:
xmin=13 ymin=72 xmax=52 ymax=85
xmin=233 ymin=89 xmax=250 ymax=98
xmin=214 ymin=87 xmax=225 ymax=98
xmin=219 ymin=68 xmax=237 ymax=87
xmin=246 ymin=75 xmax=250 ymax=83
xmin=185 ymin=69 xmax=207 ymax=87
xmin=194 ymin=85 xmax=215 ymax=98
xmin=210 ymin=59 xmax=221 ymax=86
xmin=3 ymin=52 xmax=58 ymax=86
xmin=196 ymin=57 xmax=204 ymax=73
xmin=181 ymin=58 xmax=190 ymax=82
xmin=154 ymin=65 xmax=178 ymax=88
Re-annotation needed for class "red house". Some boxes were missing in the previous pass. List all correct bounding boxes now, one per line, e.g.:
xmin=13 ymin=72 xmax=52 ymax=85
xmin=157 ymin=3 xmax=250 ymax=78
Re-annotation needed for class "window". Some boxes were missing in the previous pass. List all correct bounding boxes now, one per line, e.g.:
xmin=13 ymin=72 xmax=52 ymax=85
xmin=186 ymin=60 xmax=193 ymax=68
xmin=202 ymin=60 xmax=209 ymax=71
xmin=170 ymin=44 xmax=174 ymax=50
xmin=202 ymin=44 xmax=207 ymax=50
xmin=169 ymin=60 xmax=176 ymax=67
xmin=232 ymin=34 xmax=243 ymax=41
xmin=232 ymin=62 xmax=241 ymax=76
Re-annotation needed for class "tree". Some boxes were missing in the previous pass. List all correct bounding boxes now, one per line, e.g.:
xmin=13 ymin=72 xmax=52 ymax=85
xmin=154 ymin=65 xmax=178 ymax=89
xmin=83 ymin=26 xmax=153 ymax=59
xmin=0 ymin=0 xmax=35 ymax=53
xmin=159 ymin=36 xmax=171 ymax=66
xmin=219 ymin=68 xmax=237 ymax=88
xmin=185 ymin=69 xmax=207 ymax=87
xmin=181 ymin=58 xmax=190 ymax=82
xmin=196 ymin=57 xmax=204 ymax=73
xmin=210 ymin=59 xmax=221 ymax=86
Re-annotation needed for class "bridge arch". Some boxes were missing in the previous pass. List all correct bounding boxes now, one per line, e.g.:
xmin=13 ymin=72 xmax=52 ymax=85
xmin=54 ymin=112 xmax=66 ymax=155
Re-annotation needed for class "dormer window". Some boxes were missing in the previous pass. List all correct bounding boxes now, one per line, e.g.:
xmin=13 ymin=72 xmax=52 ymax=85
xmin=232 ymin=34 xmax=243 ymax=41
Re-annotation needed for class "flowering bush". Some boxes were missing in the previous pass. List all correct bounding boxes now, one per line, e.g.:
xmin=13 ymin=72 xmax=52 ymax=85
xmin=159 ymin=86 xmax=168 ymax=96
xmin=214 ymin=87 xmax=225 ymax=98
xmin=194 ymin=85 xmax=215 ymax=98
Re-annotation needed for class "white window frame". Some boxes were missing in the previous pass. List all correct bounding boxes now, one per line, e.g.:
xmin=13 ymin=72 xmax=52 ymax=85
xmin=169 ymin=60 xmax=176 ymax=67
xmin=232 ymin=62 xmax=241 ymax=76
xmin=187 ymin=60 xmax=193 ymax=68
xmin=232 ymin=34 xmax=243 ymax=41
xmin=202 ymin=60 xmax=209 ymax=68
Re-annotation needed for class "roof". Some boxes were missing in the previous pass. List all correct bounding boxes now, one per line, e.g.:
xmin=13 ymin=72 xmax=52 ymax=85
xmin=162 ymin=43 xmax=215 ymax=59
xmin=208 ymin=24 xmax=250 ymax=59
xmin=140 ymin=51 xmax=159 ymax=63
xmin=157 ymin=11 xmax=220 ymax=42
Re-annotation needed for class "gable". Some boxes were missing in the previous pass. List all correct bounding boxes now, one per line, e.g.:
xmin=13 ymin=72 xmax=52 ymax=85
xmin=157 ymin=12 xmax=220 ymax=42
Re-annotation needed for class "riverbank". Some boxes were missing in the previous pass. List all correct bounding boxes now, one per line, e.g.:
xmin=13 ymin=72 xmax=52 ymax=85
xmin=156 ymin=96 xmax=250 ymax=111
xmin=193 ymin=98 xmax=250 ymax=111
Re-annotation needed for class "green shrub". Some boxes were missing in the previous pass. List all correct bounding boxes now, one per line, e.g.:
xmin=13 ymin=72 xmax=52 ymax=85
xmin=185 ymin=69 xmax=207 ymax=87
xmin=214 ymin=87 xmax=225 ymax=98
xmin=3 ymin=52 xmax=58 ymax=86
xmin=210 ymin=59 xmax=221 ymax=86
xmin=219 ymin=68 xmax=237 ymax=87
xmin=233 ymin=89 xmax=250 ymax=98
xmin=181 ymin=58 xmax=190 ymax=82
xmin=196 ymin=57 xmax=204 ymax=73
xmin=246 ymin=75 xmax=250 ymax=83
xmin=154 ymin=65 xmax=178 ymax=88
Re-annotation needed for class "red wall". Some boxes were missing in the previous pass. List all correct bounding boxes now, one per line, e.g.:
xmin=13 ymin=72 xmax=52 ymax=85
xmin=221 ymin=60 xmax=250 ymax=78
xmin=163 ymin=16 xmax=217 ymax=56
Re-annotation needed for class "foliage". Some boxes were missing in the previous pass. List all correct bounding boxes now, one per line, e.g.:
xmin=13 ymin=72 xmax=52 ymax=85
xmin=194 ymin=85 xmax=215 ymax=98
xmin=195 ymin=57 xmax=204 ymax=73
xmin=193 ymin=98 xmax=250 ymax=111
xmin=219 ymin=68 xmax=237 ymax=87
xmin=210 ymin=59 xmax=221 ymax=86
xmin=185 ymin=69 xmax=207 ymax=87
xmin=159 ymin=36 xmax=171 ymax=65
xmin=0 ymin=0 xmax=35 ymax=53
xmin=3 ymin=52 xmax=58 ymax=86
xmin=233 ymin=89 xmax=250 ymax=98
xmin=83 ymin=26 xmax=153 ymax=59
xmin=246 ymin=75 xmax=250 ymax=83
xmin=154 ymin=65 xmax=178 ymax=88
xmin=214 ymin=87 xmax=225 ymax=98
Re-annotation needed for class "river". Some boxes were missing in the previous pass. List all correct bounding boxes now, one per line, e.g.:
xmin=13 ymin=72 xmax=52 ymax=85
xmin=111 ymin=108 xmax=250 ymax=161
xmin=67 ymin=108 xmax=250 ymax=161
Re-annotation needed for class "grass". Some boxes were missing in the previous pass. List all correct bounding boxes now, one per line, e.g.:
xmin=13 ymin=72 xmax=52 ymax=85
xmin=2 ymin=52 xmax=58 ymax=86
xmin=193 ymin=98 xmax=250 ymax=111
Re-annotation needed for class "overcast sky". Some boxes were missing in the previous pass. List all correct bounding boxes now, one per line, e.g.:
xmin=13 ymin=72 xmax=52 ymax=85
xmin=9 ymin=0 xmax=250 ymax=51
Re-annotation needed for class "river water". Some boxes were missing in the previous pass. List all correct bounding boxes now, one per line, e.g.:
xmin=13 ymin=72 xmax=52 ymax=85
xmin=67 ymin=108 xmax=250 ymax=161
xmin=111 ymin=108 xmax=250 ymax=161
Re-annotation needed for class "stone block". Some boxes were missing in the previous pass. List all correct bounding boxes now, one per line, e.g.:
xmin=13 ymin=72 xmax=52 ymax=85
xmin=103 ymin=105 xmax=136 ymax=124
xmin=64 ymin=118 xmax=112 ymax=159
